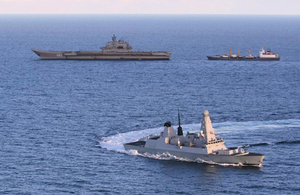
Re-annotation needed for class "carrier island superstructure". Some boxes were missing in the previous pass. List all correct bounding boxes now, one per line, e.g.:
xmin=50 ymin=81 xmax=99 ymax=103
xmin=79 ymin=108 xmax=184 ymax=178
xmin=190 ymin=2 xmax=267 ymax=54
xmin=32 ymin=35 xmax=171 ymax=60
xmin=124 ymin=110 xmax=264 ymax=166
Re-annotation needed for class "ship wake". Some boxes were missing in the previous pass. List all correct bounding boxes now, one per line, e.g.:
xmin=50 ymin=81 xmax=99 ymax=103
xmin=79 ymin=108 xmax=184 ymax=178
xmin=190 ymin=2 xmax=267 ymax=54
xmin=243 ymin=140 xmax=300 ymax=148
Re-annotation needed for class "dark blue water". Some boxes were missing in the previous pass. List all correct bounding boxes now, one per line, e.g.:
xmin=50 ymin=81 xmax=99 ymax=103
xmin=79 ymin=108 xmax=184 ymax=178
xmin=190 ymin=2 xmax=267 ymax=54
xmin=0 ymin=15 xmax=300 ymax=194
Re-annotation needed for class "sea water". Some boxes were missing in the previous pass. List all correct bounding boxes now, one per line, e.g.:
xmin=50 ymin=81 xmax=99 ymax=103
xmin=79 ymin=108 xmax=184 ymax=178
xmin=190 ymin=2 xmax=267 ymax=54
xmin=0 ymin=15 xmax=300 ymax=194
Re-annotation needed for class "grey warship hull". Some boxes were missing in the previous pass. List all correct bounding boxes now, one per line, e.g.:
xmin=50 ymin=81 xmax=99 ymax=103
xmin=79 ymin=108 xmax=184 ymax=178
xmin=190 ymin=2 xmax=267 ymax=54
xmin=207 ymin=56 xmax=280 ymax=61
xmin=123 ymin=110 xmax=265 ymax=166
xmin=32 ymin=49 xmax=171 ymax=60
xmin=124 ymin=141 xmax=264 ymax=166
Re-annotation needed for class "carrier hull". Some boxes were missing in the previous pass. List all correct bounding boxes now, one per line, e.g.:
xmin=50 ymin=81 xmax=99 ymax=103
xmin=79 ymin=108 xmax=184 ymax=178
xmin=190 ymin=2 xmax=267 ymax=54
xmin=32 ymin=49 xmax=171 ymax=60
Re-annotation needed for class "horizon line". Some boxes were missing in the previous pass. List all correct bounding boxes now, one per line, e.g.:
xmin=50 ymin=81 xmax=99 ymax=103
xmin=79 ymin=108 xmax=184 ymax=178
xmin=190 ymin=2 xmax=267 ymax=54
xmin=1 ymin=13 xmax=300 ymax=16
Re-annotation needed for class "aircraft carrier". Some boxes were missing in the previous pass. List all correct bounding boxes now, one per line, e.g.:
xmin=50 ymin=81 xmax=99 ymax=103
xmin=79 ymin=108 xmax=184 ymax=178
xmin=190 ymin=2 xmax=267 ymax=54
xmin=32 ymin=35 xmax=171 ymax=60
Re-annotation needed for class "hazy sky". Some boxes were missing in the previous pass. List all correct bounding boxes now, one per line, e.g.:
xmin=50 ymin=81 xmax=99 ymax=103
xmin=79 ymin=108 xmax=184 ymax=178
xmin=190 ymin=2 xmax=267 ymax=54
xmin=1 ymin=0 xmax=300 ymax=15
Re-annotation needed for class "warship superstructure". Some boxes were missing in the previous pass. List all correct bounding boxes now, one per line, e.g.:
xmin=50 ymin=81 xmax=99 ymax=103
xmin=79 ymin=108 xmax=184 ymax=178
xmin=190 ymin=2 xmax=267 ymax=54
xmin=207 ymin=47 xmax=280 ymax=61
xmin=32 ymin=35 xmax=171 ymax=60
xmin=124 ymin=110 xmax=264 ymax=166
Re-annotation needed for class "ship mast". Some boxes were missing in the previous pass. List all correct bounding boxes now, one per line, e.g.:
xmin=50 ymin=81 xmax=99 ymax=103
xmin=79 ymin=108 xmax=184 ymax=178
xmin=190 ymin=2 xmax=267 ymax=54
xmin=177 ymin=109 xmax=183 ymax=136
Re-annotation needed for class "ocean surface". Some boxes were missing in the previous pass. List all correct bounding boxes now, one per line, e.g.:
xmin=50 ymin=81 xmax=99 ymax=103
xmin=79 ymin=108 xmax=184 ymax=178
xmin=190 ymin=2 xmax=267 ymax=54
xmin=0 ymin=15 xmax=300 ymax=194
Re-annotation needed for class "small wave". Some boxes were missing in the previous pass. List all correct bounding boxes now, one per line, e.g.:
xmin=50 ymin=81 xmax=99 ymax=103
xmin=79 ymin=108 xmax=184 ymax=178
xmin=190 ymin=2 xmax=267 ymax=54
xmin=242 ymin=142 xmax=272 ymax=148
xmin=276 ymin=140 xmax=300 ymax=145
xmin=242 ymin=140 xmax=300 ymax=148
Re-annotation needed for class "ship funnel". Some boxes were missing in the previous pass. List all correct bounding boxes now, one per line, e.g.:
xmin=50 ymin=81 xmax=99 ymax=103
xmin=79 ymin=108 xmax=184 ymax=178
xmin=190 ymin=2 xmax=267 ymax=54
xmin=229 ymin=48 xmax=232 ymax=57
xmin=238 ymin=50 xmax=240 ymax=56
xmin=112 ymin=35 xmax=117 ymax=42
xmin=248 ymin=50 xmax=252 ymax=57
xmin=177 ymin=109 xmax=183 ymax=136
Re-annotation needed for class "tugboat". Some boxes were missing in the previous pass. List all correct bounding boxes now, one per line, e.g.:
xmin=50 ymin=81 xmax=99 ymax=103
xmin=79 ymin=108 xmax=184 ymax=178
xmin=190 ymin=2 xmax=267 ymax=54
xmin=207 ymin=46 xmax=280 ymax=61
xmin=32 ymin=35 xmax=171 ymax=60
xmin=124 ymin=110 xmax=264 ymax=166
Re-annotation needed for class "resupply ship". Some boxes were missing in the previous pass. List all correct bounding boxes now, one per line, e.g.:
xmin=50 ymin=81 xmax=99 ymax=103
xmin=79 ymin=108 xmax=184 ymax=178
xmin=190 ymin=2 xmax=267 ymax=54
xmin=124 ymin=110 xmax=264 ymax=166
xmin=207 ymin=47 xmax=280 ymax=61
xmin=32 ymin=35 xmax=171 ymax=60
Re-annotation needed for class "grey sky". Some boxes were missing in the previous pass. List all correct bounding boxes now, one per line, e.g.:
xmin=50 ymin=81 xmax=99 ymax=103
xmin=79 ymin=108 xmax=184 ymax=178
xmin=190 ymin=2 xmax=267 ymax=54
xmin=0 ymin=0 xmax=300 ymax=15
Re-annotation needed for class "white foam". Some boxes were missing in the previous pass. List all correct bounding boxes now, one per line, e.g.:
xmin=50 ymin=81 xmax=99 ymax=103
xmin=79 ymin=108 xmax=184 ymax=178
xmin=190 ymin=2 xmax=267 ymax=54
xmin=127 ymin=150 xmax=197 ymax=162
xmin=100 ymin=126 xmax=164 ymax=153
xmin=195 ymin=158 xmax=262 ymax=167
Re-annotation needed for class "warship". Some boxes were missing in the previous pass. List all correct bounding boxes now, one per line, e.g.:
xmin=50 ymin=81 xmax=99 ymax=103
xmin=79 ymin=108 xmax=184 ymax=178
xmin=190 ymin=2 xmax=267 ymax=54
xmin=124 ymin=110 xmax=264 ymax=166
xmin=207 ymin=47 xmax=280 ymax=61
xmin=32 ymin=35 xmax=171 ymax=60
